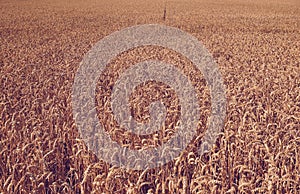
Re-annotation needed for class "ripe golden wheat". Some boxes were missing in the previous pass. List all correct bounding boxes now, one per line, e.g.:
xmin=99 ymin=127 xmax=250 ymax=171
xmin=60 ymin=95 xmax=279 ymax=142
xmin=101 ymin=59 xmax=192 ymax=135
xmin=0 ymin=0 xmax=299 ymax=193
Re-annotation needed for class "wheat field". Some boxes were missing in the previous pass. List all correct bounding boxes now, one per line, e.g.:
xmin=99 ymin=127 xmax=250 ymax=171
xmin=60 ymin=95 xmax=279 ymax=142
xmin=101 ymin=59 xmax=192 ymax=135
xmin=0 ymin=0 xmax=299 ymax=193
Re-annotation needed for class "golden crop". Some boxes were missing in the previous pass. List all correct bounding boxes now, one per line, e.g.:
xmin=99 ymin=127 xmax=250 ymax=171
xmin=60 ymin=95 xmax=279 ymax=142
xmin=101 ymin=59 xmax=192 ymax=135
xmin=0 ymin=0 xmax=299 ymax=193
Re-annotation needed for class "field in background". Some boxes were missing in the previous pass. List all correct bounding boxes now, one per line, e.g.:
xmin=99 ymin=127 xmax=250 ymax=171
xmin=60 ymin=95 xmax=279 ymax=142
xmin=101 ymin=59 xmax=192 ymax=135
xmin=1 ymin=0 xmax=299 ymax=193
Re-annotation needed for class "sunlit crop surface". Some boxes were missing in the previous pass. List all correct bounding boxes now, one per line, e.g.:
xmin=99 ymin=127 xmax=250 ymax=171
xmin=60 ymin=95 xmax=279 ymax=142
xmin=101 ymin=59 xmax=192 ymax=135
xmin=1 ymin=0 xmax=299 ymax=193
